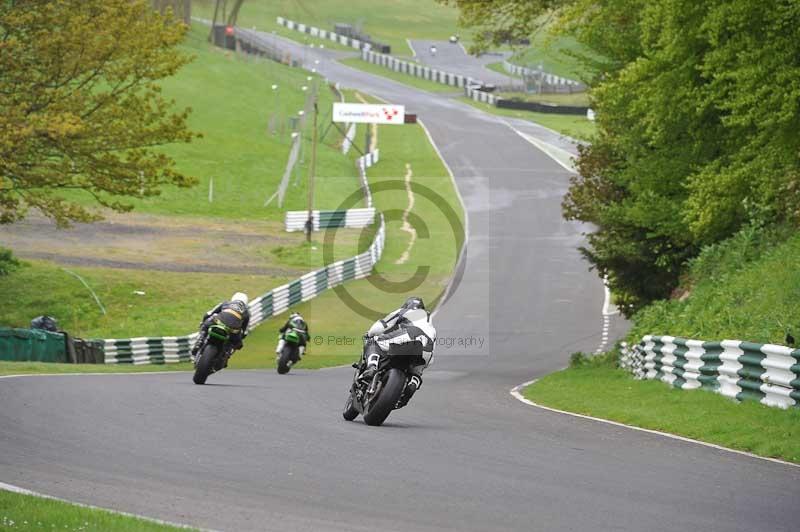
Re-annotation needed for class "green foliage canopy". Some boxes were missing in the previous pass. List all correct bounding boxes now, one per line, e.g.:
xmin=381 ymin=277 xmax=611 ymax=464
xmin=445 ymin=0 xmax=800 ymax=315
xmin=0 ymin=0 xmax=198 ymax=227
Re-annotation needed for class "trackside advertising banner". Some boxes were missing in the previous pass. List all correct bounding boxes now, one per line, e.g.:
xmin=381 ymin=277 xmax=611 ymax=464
xmin=332 ymin=103 xmax=405 ymax=124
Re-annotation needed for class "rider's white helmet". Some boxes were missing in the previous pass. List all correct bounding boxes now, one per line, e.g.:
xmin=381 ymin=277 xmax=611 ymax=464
xmin=231 ymin=292 xmax=249 ymax=305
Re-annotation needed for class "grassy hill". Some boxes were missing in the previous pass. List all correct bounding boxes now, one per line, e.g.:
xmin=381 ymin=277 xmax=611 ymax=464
xmin=119 ymin=26 xmax=363 ymax=220
xmin=193 ymin=0 xmax=462 ymax=56
xmin=626 ymin=225 xmax=799 ymax=346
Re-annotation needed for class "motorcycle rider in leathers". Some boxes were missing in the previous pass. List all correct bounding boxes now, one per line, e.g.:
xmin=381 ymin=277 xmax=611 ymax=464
xmin=275 ymin=312 xmax=310 ymax=360
xmin=360 ymin=296 xmax=436 ymax=405
xmin=191 ymin=292 xmax=250 ymax=366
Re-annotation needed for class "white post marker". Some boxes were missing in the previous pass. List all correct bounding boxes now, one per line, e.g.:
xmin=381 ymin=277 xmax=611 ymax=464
xmin=208 ymin=177 xmax=213 ymax=203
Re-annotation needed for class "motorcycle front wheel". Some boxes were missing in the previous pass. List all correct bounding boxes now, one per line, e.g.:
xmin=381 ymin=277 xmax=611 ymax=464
xmin=193 ymin=344 xmax=217 ymax=385
xmin=363 ymin=368 xmax=406 ymax=426
xmin=342 ymin=390 xmax=360 ymax=421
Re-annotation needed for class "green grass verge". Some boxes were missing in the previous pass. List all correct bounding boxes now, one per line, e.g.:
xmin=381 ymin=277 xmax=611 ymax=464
xmin=339 ymin=57 xmax=459 ymax=94
xmin=0 ymin=361 xmax=194 ymax=376
xmin=72 ymin=25 xmax=363 ymax=221
xmin=0 ymin=260 xmax=290 ymax=338
xmin=627 ymin=226 xmax=800 ymax=346
xmin=193 ymin=0 xmax=462 ymax=57
xmin=0 ymin=213 xmax=369 ymax=339
xmin=460 ymin=97 xmax=596 ymax=141
xmin=0 ymin=489 xmax=190 ymax=531
xmin=523 ymin=353 xmax=800 ymax=463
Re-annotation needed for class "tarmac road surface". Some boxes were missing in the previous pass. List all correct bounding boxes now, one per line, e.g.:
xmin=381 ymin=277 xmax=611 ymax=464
xmin=1 ymin=31 xmax=798 ymax=532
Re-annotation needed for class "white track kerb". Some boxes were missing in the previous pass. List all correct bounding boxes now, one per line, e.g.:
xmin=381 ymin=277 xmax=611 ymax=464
xmin=509 ymin=381 xmax=799 ymax=468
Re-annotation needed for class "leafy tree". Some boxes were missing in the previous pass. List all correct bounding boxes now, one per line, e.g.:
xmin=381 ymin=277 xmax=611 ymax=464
xmin=151 ymin=1 xmax=192 ymax=25
xmin=439 ymin=1 xmax=565 ymax=54
xmin=0 ymin=0 xmax=198 ymax=227
xmin=564 ymin=0 xmax=800 ymax=314
xmin=446 ymin=0 xmax=800 ymax=315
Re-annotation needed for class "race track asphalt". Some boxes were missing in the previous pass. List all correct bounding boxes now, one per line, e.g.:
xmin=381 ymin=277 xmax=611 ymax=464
xmin=1 ymin=33 xmax=798 ymax=532
xmin=407 ymin=39 xmax=512 ymax=86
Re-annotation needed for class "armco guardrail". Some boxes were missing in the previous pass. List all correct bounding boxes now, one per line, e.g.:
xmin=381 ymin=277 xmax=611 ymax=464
xmin=361 ymin=48 xmax=479 ymax=89
xmin=277 ymin=16 xmax=368 ymax=51
xmin=100 ymin=148 xmax=386 ymax=364
xmin=284 ymin=149 xmax=379 ymax=230
xmin=620 ymin=335 xmax=800 ymax=409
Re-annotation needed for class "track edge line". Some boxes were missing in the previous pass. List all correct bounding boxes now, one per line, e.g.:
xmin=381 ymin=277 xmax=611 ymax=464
xmin=0 ymin=481 xmax=213 ymax=531
xmin=417 ymin=118 xmax=469 ymax=319
xmin=509 ymin=380 xmax=800 ymax=469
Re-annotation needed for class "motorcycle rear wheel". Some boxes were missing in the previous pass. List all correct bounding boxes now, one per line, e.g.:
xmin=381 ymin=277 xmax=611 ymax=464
xmin=193 ymin=344 xmax=217 ymax=385
xmin=277 ymin=344 xmax=296 ymax=374
xmin=363 ymin=368 xmax=406 ymax=426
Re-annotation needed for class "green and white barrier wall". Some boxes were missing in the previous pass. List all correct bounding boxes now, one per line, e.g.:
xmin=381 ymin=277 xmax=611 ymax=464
xmin=103 ymin=335 xmax=195 ymax=365
xmin=501 ymin=60 xmax=583 ymax=89
xmin=276 ymin=16 xmax=368 ymax=52
xmin=465 ymin=85 xmax=497 ymax=105
xmin=620 ymin=335 xmax=800 ymax=409
xmin=360 ymin=48 xmax=479 ymax=89
xmin=284 ymin=208 xmax=376 ymax=232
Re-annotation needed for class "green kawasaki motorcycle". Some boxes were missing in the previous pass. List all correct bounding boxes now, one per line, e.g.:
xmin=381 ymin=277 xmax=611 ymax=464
xmin=193 ymin=319 xmax=234 ymax=385
xmin=277 ymin=328 xmax=303 ymax=374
